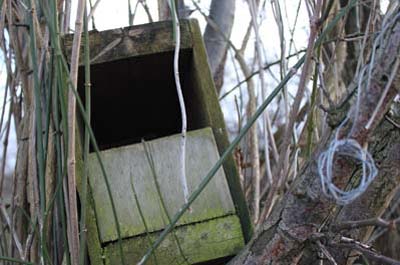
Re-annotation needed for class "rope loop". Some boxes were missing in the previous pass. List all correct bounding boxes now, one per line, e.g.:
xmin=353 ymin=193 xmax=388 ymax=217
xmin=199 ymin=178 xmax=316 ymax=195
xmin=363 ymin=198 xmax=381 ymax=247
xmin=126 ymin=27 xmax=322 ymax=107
xmin=318 ymin=136 xmax=378 ymax=205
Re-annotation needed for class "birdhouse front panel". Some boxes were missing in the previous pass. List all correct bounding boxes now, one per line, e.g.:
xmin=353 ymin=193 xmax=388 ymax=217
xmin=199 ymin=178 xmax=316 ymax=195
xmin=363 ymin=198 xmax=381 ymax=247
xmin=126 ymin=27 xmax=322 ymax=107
xmin=88 ymin=128 xmax=244 ymax=264
xmin=64 ymin=19 xmax=252 ymax=265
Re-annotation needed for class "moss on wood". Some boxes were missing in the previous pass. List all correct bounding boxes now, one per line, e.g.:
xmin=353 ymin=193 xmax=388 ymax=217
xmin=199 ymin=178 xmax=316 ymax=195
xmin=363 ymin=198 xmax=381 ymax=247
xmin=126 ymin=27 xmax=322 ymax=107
xmin=87 ymin=128 xmax=236 ymax=243
xmin=103 ymin=215 xmax=244 ymax=265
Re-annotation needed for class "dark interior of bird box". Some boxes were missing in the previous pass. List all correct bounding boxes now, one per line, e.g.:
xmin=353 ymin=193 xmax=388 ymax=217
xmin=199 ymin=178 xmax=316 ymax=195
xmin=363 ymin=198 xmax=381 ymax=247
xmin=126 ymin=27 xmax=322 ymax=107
xmin=77 ymin=49 xmax=208 ymax=152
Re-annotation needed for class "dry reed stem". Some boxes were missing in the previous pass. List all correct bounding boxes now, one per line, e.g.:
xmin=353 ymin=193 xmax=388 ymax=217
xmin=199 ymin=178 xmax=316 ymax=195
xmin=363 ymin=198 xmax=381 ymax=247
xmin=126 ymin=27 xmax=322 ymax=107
xmin=67 ymin=0 xmax=86 ymax=264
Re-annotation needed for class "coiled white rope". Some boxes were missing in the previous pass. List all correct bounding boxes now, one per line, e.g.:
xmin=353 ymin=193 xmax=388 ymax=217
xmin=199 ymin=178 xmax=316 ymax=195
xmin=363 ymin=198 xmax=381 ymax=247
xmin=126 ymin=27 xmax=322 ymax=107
xmin=318 ymin=128 xmax=378 ymax=205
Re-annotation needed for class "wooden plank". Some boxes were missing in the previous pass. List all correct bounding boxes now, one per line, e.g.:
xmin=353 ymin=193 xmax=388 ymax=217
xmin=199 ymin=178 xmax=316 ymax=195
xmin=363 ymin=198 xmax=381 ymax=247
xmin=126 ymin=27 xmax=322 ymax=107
xmin=103 ymin=214 xmax=244 ymax=265
xmin=63 ymin=20 xmax=193 ymax=65
xmin=88 ymin=128 xmax=236 ymax=243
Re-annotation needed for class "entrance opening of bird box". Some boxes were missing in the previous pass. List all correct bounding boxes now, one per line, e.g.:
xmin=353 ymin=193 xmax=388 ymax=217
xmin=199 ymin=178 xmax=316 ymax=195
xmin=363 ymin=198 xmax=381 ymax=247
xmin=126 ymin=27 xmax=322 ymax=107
xmin=78 ymin=49 xmax=206 ymax=151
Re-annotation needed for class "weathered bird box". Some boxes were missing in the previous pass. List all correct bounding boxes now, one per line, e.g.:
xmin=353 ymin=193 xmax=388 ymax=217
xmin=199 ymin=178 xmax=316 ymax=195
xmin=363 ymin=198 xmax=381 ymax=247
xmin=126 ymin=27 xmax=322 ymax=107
xmin=64 ymin=19 xmax=251 ymax=265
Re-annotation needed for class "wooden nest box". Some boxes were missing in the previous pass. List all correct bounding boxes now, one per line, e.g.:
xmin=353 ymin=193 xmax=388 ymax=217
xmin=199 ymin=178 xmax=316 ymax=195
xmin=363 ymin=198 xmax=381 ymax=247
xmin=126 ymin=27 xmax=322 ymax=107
xmin=64 ymin=19 xmax=251 ymax=265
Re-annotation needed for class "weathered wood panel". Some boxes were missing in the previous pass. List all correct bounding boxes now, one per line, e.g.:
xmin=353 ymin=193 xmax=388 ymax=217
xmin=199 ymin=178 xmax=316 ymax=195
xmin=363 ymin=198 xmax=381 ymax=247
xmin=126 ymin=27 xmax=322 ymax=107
xmin=88 ymin=128 xmax=236 ymax=243
xmin=103 ymin=215 xmax=244 ymax=265
xmin=63 ymin=20 xmax=193 ymax=65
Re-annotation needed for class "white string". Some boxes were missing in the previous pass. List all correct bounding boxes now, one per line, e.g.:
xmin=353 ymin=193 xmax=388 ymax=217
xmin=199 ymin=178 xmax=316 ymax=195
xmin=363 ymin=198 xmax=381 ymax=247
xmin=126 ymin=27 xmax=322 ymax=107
xmin=318 ymin=124 xmax=378 ymax=205
xmin=167 ymin=0 xmax=190 ymax=204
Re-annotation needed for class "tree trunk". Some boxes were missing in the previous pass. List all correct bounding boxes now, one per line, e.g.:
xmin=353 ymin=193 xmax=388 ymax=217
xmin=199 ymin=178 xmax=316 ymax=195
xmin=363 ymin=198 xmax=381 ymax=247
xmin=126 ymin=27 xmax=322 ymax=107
xmin=158 ymin=0 xmax=170 ymax=20
xmin=203 ymin=0 xmax=235 ymax=94
xmin=158 ymin=0 xmax=189 ymax=20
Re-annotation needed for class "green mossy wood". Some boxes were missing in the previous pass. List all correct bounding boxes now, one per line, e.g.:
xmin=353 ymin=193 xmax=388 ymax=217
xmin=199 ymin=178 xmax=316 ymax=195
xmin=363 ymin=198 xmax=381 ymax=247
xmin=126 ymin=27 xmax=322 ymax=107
xmin=89 ymin=128 xmax=235 ymax=242
xmin=91 ymin=128 xmax=244 ymax=264
xmin=64 ymin=19 xmax=251 ymax=264
xmin=104 ymin=215 xmax=244 ymax=265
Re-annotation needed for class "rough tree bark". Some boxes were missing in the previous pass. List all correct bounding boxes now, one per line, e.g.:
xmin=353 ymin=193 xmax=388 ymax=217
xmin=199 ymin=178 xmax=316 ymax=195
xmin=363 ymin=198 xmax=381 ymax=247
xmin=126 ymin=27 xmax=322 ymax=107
xmin=158 ymin=0 xmax=190 ymax=20
xmin=158 ymin=0 xmax=170 ymax=20
xmin=229 ymin=5 xmax=400 ymax=265
xmin=203 ymin=0 xmax=235 ymax=94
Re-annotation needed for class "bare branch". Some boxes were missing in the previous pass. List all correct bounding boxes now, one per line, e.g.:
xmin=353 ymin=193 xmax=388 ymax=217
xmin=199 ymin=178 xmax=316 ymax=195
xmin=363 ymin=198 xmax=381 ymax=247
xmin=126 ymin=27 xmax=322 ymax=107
xmin=333 ymin=236 xmax=400 ymax=265
xmin=316 ymin=240 xmax=338 ymax=265
xmin=333 ymin=217 xmax=400 ymax=232
xmin=67 ymin=0 xmax=86 ymax=263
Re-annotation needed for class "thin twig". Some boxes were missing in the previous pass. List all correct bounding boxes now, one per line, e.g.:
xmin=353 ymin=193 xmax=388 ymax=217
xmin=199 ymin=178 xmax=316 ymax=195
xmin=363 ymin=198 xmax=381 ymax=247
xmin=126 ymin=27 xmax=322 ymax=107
xmin=0 ymin=98 xmax=12 ymax=196
xmin=219 ymin=50 xmax=306 ymax=101
xmin=87 ymin=0 xmax=102 ymax=24
xmin=130 ymin=175 xmax=159 ymax=265
xmin=0 ymin=75 xmax=9 ymax=138
xmin=335 ymin=236 xmax=400 ymax=265
xmin=79 ymin=7 xmax=91 ymax=265
xmin=0 ymin=201 xmax=24 ymax=259
xmin=271 ymin=0 xmax=289 ymax=131
xmin=66 ymin=0 xmax=86 ymax=263
xmin=385 ymin=115 xmax=400 ymax=129
xmin=316 ymin=240 xmax=338 ymax=265
xmin=332 ymin=217 xmax=400 ymax=232
xmin=138 ymin=0 xmax=153 ymax=23
xmin=366 ymin=57 xmax=400 ymax=129
xmin=62 ymin=0 xmax=71 ymax=33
